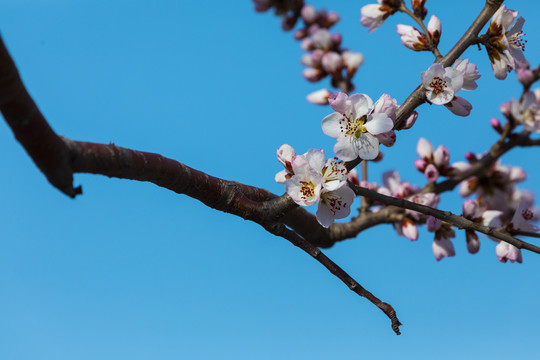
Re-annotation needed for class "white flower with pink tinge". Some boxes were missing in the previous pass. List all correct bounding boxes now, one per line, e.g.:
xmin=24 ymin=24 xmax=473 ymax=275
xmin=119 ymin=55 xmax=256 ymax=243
xmin=496 ymin=203 xmax=537 ymax=264
xmin=510 ymin=92 xmax=540 ymax=133
xmin=485 ymin=5 xmax=528 ymax=80
xmin=321 ymin=92 xmax=394 ymax=161
xmin=360 ymin=0 xmax=399 ymax=32
xmin=284 ymin=149 xmax=355 ymax=228
xmin=421 ymin=63 xmax=464 ymax=105
xmin=285 ymin=155 xmax=323 ymax=207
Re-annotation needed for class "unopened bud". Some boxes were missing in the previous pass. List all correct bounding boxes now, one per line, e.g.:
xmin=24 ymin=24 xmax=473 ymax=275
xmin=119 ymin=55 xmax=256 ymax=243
xmin=500 ymin=101 xmax=511 ymax=117
xmin=490 ymin=117 xmax=503 ymax=133
xmin=302 ymin=67 xmax=326 ymax=82
xmin=306 ymin=88 xmax=331 ymax=105
xmin=464 ymin=152 xmax=477 ymax=163
xmin=414 ymin=159 xmax=427 ymax=172
xmin=300 ymin=5 xmax=317 ymax=23
xmin=331 ymin=33 xmax=342 ymax=47
xmin=281 ymin=14 xmax=297 ymax=31
xmin=324 ymin=11 xmax=340 ymax=27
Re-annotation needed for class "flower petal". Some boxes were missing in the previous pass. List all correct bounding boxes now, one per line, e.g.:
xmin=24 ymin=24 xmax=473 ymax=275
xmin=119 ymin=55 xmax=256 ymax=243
xmin=321 ymin=112 xmax=345 ymax=138
xmin=364 ymin=113 xmax=394 ymax=135
xmin=353 ymin=133 xmax=380 ymax=160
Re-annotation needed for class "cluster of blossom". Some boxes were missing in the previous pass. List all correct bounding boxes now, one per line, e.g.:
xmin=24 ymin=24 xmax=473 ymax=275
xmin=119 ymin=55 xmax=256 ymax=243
xmin=360 ymin=0 xmax=439 ymax=51
xmin=498 ymin=88 xmax=540 ymax=134
xmin=483 ymin=5 xmax=528 ymax=80
xmin=421 ymin=60 xmax=480 ymax=116
xmin=269 ymin=2 xmax=539 ymax=264
xmin=321 ymin=92 xmax=417 ymax=161
xmin=275 ymin=145 xmax=355 ymax=227
xmin=396 ymin=15 xmax=440 ymax=51
xmin=349 ymin=168 xmax=450 ymax=258
xmin=414 ymin=138 xmax=469 ymax=183
xmin=252 ymin=0 xmax=364 ymax=103
xmin=459 ymin=153 xmax=538 ymax=263
xmin=360 ymin=2 xmax=529 ymax=83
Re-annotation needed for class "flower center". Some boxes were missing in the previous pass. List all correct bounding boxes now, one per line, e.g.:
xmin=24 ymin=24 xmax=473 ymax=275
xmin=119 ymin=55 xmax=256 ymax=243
xmin=339 ymin=114 xmax=368 ymax=138
xmin=522 ymin=208 xmax=534 ymax=221
xmin=322 ymin=193 xmax=347 ymax=215
xmin=508 ymin=30 xmax=526 ymax=51
xmin=299 ymin=181 xmax=316 ymax=200
xmin=321 ymin=158 xmax=347 ymax=180
xmin=429 ymin=76 xmax=447 ymax=96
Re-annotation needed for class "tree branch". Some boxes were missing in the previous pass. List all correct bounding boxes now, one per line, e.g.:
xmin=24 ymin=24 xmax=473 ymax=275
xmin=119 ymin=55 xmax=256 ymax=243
xmin=350 ymin=183 xmax=540 ymax=255
xmin=0 ymin=34 xmax=403 ymax=334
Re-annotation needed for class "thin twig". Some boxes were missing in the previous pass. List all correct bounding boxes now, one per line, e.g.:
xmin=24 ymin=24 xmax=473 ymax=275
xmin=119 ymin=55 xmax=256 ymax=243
xmin=350 ymin=183 xmax=540 ymax=255
xmin=269 ymin=223 xmax=402 ymax=335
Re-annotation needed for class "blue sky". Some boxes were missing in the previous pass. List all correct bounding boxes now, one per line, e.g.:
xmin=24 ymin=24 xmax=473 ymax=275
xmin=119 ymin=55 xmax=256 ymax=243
xmin=1 ymin=0 xmax=539 ymax=359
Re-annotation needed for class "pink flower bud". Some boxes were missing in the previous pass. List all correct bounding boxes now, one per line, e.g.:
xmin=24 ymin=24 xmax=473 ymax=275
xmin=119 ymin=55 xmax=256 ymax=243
xmin=426 ymin=216 xmax=442 ymax=232
xmin=342 ymin=51 xmax=364 ymax=78
xmin=311 ymin=50 xmax=324 ymax=63
xmin=449 ymin=161 xmax=471 ymax=176
xmin=414 ymin=159 xmax=427 ymax=172
xmin=516 ymin=68 xmax=534 ymax=85
xmin=328 ymin=91 xmax=349 ymax=114
xmin=307 ymin=24 xmax=320 ymax=36
xmin=459 ymin=178 xmax=476 ymax=197
xmin=432 ymin=237 xmax=456 ymax=261
xmin=396 ymin=24 xmax=428 ymax=51
xmin=300 ymin=54 xmax=315 ymax=67
xmin=301 ymin=38 xmax=314 ymax=51
xmin=321 ymin=52 xmax=342 ymax=75
xmin=424 ymin=163 xmax=439 ymax=182
xmin=445 ymin=96 xmax=472 ymax=117
xmin=375 ymin=130 xmax=396 ymax=147
xmin=398 ymin=110 xmax=418 ymax=130
xmin=417 ymin=137 xmax=434 ymax=160
xmin=427 ymin=15 xmax=441 ymax=46
xmin=277 ymin=144 xmax=296 ymax=168
xmin=331 ymin=33 xmax=342 ymax=47
xmin=464 ymin=152 xmax=477 ymax=163
xmin=311 ymin=28 xmax=332 ymax=51
xmin=325 ymin=11 xmax=340 ymax=27
xmin=294 ymin=28 xmax=308 ymax=40
xmin=490 ymin=117 xmax=503 ymax=133
xmin=301 ymin=5 xmax=317 ymax=23
xmin=402 ymin=218 xmax=419 ymax=241
xmin=306 ymin=88 xmax=331 ymax=105
xmin=302 ymin=68 xmax=326 ymax=82
xmin=500 ymin=101 xmax=511 ymax=117
xmin=433 ymin=145 xmax=450 ymax=168
xmin=466 ymin=230 xmax=480 ymax=254
xmin=462 ymin=199 xmax=479 ymax=219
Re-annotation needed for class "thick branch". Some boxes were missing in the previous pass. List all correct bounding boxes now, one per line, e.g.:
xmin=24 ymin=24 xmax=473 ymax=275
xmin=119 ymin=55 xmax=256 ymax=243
xmin=0 ymin=35 xmax=403 ymax=333
xmin=0 ymin=37 xmax=80 ymax=197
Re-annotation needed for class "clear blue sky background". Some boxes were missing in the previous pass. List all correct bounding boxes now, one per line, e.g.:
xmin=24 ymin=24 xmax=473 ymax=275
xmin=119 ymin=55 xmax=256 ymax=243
xmin=1 ymin=1 xmax=539 ymax=359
